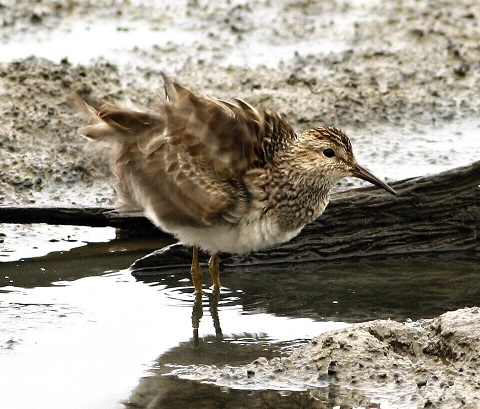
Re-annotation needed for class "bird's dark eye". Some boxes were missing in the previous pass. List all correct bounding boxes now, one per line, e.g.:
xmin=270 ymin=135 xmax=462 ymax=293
xmin=323 ymin=149 xmax=335 ymax=158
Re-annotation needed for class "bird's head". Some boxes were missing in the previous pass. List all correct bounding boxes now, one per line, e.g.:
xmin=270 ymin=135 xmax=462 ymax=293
xmin=299 ymin=126 xmax=397 ymax=195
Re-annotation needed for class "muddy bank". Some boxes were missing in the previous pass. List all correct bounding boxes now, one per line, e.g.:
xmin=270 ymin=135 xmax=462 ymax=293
xmin=161 ymin=307 xmax=480 ymax=409
xmin=1 ymin=0 xmax=480 ymax=206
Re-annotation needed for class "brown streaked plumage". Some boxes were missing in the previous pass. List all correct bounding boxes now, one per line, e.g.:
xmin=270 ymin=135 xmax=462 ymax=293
xmin=78 ymin=75 xmax=396 ymax=293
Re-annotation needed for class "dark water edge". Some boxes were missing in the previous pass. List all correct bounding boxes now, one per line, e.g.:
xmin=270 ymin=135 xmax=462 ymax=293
xmin=127 ymin=376 xmax=382 ymax=409
xmin=134 ymin=247 xmax=480 ymax=323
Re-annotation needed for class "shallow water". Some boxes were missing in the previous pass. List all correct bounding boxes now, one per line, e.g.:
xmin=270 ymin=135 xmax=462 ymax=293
xmin=352 ymin=118 xmax=480 ymax=182
xmin=1 ymin=234 xmax=478 ymax=409
xmin=0 ymin=1 xmax=374 ymax=70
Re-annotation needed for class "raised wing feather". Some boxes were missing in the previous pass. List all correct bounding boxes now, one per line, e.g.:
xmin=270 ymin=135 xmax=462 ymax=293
xmin=77 ymin=76 xmax=296 ymax=228
xmin=161 ymin=75 xmax=266 ymax=177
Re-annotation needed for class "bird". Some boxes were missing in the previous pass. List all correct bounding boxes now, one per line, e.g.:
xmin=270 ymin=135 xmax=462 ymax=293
xmin=78 ymin=74 xmax=396 ymax=294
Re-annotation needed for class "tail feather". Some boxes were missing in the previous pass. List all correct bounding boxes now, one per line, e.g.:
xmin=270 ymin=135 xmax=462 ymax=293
xmin=76 ymin=94 xmax=168 ymax=156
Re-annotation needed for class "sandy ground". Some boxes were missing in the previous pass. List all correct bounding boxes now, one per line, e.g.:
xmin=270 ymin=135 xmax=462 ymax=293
xmin=1 ymin=0 xmax=479 ymax=408
xmin=1 ymin=0 xmax=479 ymax=206
xmin=164 ymin=307 xmax=480 ymax=409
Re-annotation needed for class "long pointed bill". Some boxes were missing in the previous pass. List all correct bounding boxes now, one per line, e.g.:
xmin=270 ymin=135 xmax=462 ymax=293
xmin=351 ymin=164 xmax=397 ymax=195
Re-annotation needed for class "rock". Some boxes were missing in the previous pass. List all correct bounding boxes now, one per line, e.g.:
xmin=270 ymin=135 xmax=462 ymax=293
xmin=167 ymin=308 xmax=480 ymax=408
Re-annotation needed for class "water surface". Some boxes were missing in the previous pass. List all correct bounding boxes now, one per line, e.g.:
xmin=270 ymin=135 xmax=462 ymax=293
xmin=1 ymin=236 xmax=478 ymax=409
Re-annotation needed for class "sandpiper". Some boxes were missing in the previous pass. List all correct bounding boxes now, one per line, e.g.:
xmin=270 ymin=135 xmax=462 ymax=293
xmin=78 ymin=75 xmax=396 ymax=293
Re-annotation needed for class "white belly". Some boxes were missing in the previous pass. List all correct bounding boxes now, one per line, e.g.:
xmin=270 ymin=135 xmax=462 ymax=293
xmin=173 ymin=220 xmax=301 ymax=254
xmin=146 ymin=205 xmax=302 ymax=254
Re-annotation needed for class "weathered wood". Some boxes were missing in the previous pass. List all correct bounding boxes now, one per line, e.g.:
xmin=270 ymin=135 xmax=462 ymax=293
xmin=0 ymin=205 xmax=165 ymax=237
xmin=0 ymin=205 xmax=113 ymax=226
xmin=131 ymin=160 xmax=480 ymax=272
xmin=270 ymin=159 xmax=480 ymax=261
xmin=1 ymin=161 xmax=479 ymax=264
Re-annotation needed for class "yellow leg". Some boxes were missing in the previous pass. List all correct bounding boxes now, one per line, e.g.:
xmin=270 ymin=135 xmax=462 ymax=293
xmin=190 ymin=246 xmax=203 ymax=294
xmin=208 ymin=252 xmax=221 ymax=291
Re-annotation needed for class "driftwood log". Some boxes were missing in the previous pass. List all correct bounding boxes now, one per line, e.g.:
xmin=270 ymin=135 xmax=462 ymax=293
xmin=0 ymin=206 xmax=164 ymax=238
xmin=130 ymin=160 xmax=479 ymax=273
xmin=1 ymin=161 xmax=479 ymax=267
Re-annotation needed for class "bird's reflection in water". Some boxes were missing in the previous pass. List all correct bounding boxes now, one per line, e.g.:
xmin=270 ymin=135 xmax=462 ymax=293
xmin=192 ymin=290 xmax=223 ymax=349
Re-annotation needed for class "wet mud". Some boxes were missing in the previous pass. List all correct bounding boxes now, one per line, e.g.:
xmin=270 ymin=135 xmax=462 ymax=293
xmin=1 ymin=0 xmax=479 ymax=205
xmin=163 ymin=307 xmax=480 ymax=409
